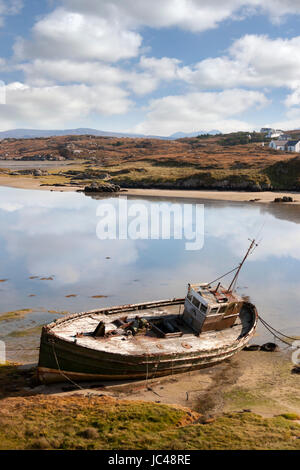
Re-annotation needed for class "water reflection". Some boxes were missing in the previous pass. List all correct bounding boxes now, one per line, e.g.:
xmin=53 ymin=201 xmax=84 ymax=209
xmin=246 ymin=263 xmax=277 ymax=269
xmin=0 ymin=186 xmax=299 ymax=362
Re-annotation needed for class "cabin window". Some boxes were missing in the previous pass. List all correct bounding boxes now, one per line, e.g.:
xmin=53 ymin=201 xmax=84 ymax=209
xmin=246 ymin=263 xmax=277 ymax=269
xmin=210 ymin=307 xmax=219 ymax=314
xmin=200 ymin=303 xmax=207 ymax=313
xmin=219 ymin=305 xmax=227 ymax=314
xmin=225 ymin=303 xmax=235 ymax=315
xmin=192 ymin=297 xmax=200 ymax=309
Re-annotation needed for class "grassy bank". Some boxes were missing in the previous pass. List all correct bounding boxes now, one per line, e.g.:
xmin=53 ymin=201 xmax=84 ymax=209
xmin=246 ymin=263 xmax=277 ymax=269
xmin=0 ymin=394 xmax=299 ymax=450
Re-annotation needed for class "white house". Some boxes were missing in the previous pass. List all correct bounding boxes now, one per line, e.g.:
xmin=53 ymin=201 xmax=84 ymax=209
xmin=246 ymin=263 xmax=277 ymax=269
xmin=269 ymin=140 xmax=288 ymax=151
xmin=270 ymin=130 xmax=283 ymax=138
xmin=287 ymin=140 xmax=300 ymax=152
xmin=261 ymin=127 xmax=271 ymax=133
xmin=261 ymin=128 xmax=284 ymax=138
xmin=278 ymin=133 xmax=291 ymax=140
xmin=269 ymin=139 xmax=300 ymax=152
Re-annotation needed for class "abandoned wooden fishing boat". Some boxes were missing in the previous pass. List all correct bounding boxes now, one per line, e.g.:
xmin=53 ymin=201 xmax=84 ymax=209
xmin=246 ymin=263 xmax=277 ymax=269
xmin=37 ymin=240 xmax=259 ymax=384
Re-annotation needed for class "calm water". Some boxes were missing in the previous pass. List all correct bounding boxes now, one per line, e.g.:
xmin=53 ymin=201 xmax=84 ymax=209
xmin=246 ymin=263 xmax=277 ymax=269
xmin=0 ymin=186 xmax=300 ymax=363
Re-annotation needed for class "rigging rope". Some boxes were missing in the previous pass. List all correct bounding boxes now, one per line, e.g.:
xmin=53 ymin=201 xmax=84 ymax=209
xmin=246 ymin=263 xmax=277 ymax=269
xmin=208 ymin=266 xmax=239 ymax=286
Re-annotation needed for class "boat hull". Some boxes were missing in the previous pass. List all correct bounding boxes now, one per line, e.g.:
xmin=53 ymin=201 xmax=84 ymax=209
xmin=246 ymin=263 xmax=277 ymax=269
xmin=37 ymin=298 xmax=258 ymax=384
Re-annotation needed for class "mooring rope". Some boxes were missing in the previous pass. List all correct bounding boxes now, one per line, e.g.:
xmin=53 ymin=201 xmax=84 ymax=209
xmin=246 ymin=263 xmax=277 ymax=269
xmin=258 ymin=316 xmax=297 ymax=347
xmin=259 ymin=316 xmax=299 ymax=341
xmin=51 ymin=342 xmax=85 ymax=391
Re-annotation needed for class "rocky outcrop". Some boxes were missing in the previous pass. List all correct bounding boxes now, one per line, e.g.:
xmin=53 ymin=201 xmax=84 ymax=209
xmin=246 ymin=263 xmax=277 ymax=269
xmin=274 ymin=196 xmax=293 ymax=203
xmin=10 ymin=169 xmax=48 ymax=176
xmin=83 ymin=182 xmax=120 ymax=193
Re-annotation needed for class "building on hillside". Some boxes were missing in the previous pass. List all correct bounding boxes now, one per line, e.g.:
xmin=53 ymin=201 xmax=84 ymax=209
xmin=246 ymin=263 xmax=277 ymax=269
xmin=269 ymin=140 xmax=288 ymax=151
xmin=260 ymin=128 xmax=283 ymax=138
xmin=286 ymin=140 xmax=300 ymax=152
xmin=269 ymin=139 xmax=300 ymax=152
xmin=278 ymin=133 xmax=291 ymax=140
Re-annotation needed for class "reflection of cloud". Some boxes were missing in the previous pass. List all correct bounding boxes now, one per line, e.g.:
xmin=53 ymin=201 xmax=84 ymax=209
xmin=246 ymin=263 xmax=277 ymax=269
xmin=2 ymin=229 xmax=139 ymax=286
xmin=0 ymin=190 xmax=139 ymax=285
xmin=0 ymin=187 xmax=88 ymax=211
xmin=0 ymin=202 xmax=23 ymax=212
xmin=205 ymin=205 xmax=300 ymax=262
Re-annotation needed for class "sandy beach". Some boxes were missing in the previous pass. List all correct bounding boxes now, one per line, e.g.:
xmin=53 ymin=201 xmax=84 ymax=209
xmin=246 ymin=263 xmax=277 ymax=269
xmin=0 ymin=174 xmax=299 ymax=204
xmin=124 ymin=188 xmax=300 ymax=204
xmin=0 ymin=175 xmax=82 ymax=192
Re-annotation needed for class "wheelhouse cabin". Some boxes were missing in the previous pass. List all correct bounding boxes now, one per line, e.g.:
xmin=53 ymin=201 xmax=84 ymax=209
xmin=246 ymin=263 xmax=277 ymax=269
xmin=183 ymin=283 xmax=242 ymax=334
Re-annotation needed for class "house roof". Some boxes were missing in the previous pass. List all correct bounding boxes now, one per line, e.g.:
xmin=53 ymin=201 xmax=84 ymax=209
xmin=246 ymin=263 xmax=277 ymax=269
xmin=287 ymin=140 xmax=300 ymax=146
xmin=272 ymin=140 xmax=288 ymax=146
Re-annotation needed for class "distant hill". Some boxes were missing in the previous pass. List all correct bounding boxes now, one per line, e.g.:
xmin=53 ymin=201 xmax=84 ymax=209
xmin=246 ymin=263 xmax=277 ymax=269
xmin=0 ymin=128 xmax=221 ymax=140
xmin=0 ymin=128 xmax=151 ymax=140
xmin=169 ymin=130 xmax=221 ymax=139
xmin=285 ymin=130 xmax=300 ymax=139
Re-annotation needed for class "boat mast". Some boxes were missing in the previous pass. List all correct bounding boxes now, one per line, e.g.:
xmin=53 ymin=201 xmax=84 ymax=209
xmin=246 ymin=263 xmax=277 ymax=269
xmin=226 ymin=238 xmax=257 ymax=293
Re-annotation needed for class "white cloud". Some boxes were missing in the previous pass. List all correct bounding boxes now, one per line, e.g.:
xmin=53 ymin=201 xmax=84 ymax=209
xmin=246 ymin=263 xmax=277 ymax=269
xmin=18 ymin=59 xmax=160 ymax=96
xmin=133 ymin=89 xmax=268 ymax=135
xmin=20 ymin=60 xmax=125 ymax=87
xmin=0 ymin=81 xmax=132 ymax=129
xmin=0 ymin=57 xmax=6 ymax=69
xmin=257 ymin=0 xmax=300 ymax=22
xmin=139 ymin=56 xmax=188 ymax=81
xmin=5 ymin=1 xmax=300 ymax=132
xmin=128 ymin=34 xmax=300 ymax=103
xmin=25 ymin=34 xmax=300 ymax=98
xmin=63 ymin=0 xmax=244 ymax=32
xmin=177 ymin=35 xmax=300 ymax=91
xmin=0 ymin=0 xmax=22 ymax=26
xmin=14 ymin=7 xmax=142 ymax=62
xmin=284 ymin=88 xmax=300 ymax=108
xmin=0 ymin=0 xmax=22 ymax=16
xmin=63 ymin=1 xmax=300 ymax=32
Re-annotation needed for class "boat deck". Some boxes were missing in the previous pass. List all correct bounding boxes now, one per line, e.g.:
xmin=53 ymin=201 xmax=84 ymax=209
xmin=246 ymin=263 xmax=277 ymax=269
xmin=50 ymin=302 xmax=253 ymax=357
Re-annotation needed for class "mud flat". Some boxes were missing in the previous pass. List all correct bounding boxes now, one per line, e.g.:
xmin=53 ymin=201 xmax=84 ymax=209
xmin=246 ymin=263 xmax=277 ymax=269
xmin=46 ymin=350 xmax=299 ymax=419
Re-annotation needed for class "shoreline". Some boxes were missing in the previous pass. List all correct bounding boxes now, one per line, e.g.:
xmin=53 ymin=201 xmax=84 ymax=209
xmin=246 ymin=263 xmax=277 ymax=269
xmin=123 ymin=188 xmax=300 ymax=204
xmin=0 ymin=174 xmax=300 ymax=204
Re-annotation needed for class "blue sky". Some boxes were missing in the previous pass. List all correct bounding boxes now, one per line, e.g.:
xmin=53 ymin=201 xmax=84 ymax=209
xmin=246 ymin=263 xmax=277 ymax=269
xmin=1 ymin=1 xmax=300 ymax=135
